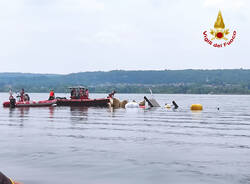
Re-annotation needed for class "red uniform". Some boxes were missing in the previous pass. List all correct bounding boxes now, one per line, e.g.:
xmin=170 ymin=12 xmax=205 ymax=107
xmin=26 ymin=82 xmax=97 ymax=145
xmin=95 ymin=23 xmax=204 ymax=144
xmin=20 ymin=89 xmax=25 ymax=102
xmin=85 ymin=90 xmax=89 ymax=99
xmin=49 ymin=91 xmax=54 ymax=97
xmin=49 ymin=90 xmax=55 ymax=100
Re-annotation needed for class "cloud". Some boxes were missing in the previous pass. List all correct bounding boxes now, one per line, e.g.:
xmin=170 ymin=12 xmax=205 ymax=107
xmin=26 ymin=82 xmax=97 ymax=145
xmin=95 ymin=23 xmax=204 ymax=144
xmin=0 ymin=0 xmax=249 ymax=73
xmin=57 ymin=0 xmax=105 ymax=13
xmin=204 ymin=0 xmax=245 ymax=10
xmin=0 ymin=1 xmax=24 ymax=17
xmin=78 ymin=24 xmax=139 ymax=46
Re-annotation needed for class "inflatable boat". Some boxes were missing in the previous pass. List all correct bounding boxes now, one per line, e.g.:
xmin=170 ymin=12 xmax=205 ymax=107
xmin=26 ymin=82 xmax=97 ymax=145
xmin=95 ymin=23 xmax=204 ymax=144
xmin=3 ymin=86 xmax=111 ymax=108
xmin=3 ymin=99 xmax=57 ymax=108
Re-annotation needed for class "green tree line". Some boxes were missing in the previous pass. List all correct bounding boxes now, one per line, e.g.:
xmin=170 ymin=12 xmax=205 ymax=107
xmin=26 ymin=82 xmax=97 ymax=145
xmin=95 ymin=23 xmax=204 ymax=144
xmin=1 ymin=69 xmax=250 ymax=94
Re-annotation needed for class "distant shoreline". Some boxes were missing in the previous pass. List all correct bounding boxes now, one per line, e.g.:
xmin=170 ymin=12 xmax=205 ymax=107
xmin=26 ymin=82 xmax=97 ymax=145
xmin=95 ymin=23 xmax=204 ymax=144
xmin=1 ymin=69 xmax=250 ymax=95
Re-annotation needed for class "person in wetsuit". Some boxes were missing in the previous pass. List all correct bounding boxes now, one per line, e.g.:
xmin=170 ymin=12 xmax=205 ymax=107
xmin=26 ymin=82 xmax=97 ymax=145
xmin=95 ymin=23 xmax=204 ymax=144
xmin=24 ymin=94 xmax=30 ymax=101
xmin=70 ymin=89 xmax=76 ymax=99
xmin=79 ymin=88 xmax=84 ymax=99
xmin=108 ymin=90 xmax=116 ymax=98
xmin=0 ymin=172 xmax=21 ymax=184
xmin=20 ymin=89 xmax=25 ymax=102
xmin=82 ymin=89 xmax=89 ymax=99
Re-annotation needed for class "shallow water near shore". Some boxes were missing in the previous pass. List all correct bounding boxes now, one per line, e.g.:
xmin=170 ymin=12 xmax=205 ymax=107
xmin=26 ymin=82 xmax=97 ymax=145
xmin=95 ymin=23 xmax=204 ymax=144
xmin=1 ymin=93 xmax=250 ymax=184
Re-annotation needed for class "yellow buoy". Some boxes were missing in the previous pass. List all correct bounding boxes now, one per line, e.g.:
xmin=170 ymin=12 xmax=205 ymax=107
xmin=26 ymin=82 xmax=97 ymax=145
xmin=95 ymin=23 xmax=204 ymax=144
xmin=165 ymin=104 xmax=171 ymax=109
xmin=190 ymin=104 xmax=203 ymax=111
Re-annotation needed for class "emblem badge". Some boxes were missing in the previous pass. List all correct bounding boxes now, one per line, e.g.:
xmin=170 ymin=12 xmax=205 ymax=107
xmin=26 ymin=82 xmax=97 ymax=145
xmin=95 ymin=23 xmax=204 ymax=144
xmin=203 ymin=11 xmax=236 ymax=48
xmin=210 ymin=11 xmax=229 ymax=40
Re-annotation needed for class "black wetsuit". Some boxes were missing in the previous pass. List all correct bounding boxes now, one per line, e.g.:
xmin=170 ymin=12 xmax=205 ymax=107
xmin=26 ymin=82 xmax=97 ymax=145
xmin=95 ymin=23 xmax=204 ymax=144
xmin=0 ymin=172 xmax=12 ymax=184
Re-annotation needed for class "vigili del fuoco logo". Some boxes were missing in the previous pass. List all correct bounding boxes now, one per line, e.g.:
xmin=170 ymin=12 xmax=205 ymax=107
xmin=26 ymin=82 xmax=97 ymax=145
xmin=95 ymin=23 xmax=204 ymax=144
xmin=203 ymin=11 xmax=236 ymax=48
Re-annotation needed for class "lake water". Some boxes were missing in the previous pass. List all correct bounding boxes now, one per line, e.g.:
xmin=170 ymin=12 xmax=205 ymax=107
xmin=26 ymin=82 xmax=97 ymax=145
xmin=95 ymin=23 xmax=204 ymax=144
xmin=1 ymin=93 xmax=250 ymax=184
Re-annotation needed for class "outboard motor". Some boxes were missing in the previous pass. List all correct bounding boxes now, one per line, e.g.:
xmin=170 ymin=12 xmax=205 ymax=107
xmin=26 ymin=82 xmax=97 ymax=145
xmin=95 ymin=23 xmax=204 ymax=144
xmin=10 ymin=98 xmax=16 ymax=108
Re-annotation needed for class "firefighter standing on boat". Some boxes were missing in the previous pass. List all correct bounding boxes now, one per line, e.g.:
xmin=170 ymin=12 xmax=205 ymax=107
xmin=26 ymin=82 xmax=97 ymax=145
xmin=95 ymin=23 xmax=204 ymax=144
xmin=48 ymin=90 xmax=55 ymax=100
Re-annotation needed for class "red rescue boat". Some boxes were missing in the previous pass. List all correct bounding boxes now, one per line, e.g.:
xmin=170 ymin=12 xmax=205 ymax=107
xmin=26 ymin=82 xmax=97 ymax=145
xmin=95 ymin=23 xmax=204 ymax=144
xmin=56 ymin=98 xmax=110 ymax=107
xmin=3 ymin=99 xmax=57 ymax=108
xmin=56 ymin=86 xmax=111 ymax=107
xmin=3 ymin=89 xmax=57 ymax=108
xmin=3 ymin=87 xmax=112 ymax=108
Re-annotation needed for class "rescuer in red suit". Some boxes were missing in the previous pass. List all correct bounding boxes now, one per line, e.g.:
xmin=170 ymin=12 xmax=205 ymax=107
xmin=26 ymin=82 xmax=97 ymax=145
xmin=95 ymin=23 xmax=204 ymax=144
xmin=48 ymin=89 xmax=55 ymax=100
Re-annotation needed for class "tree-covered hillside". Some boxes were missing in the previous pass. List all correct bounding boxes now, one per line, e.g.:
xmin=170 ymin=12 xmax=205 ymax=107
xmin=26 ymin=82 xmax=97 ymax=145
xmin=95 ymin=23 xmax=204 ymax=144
xmin=1 ymin=70 xmax=250 ymax=94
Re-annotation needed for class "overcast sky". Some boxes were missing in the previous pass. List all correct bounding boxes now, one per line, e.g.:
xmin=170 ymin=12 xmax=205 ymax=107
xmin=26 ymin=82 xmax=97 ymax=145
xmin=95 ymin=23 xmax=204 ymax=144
xmin=0 ymin=0 xmax=249 ymax=74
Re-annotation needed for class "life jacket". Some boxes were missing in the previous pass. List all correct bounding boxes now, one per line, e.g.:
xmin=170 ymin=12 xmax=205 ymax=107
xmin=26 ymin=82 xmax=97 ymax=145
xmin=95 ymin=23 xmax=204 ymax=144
xmin=50 ymin=91 xmax=54 ymax=97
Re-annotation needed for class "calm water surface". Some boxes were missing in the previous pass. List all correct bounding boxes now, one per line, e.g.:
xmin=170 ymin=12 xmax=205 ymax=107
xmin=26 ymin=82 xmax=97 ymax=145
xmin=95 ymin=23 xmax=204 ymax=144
xmin=1 ymin=93 xmax=250 ymax=184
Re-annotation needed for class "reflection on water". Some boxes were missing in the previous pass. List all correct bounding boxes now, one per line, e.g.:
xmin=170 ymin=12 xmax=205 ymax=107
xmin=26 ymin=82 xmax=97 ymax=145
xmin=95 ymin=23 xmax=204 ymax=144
xmin=49 ymin=107 xmax=55 ymax=118
xmin=70 ymin=107 xmax=89 ymax=122
xmin=1 ymin=93 xmax=250 ymax=184
xmin=9 ymin=107 xmax=30 ymax=118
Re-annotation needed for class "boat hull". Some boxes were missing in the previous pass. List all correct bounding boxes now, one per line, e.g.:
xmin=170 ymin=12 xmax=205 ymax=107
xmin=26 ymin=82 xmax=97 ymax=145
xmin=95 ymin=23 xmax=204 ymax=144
xmin=3 ymin=98 xmax=110 ymax=108
xmin=3 ymin=100 xmax=57 ymax=108
xmin=56 ymin=98 xmax=110 ymax=107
